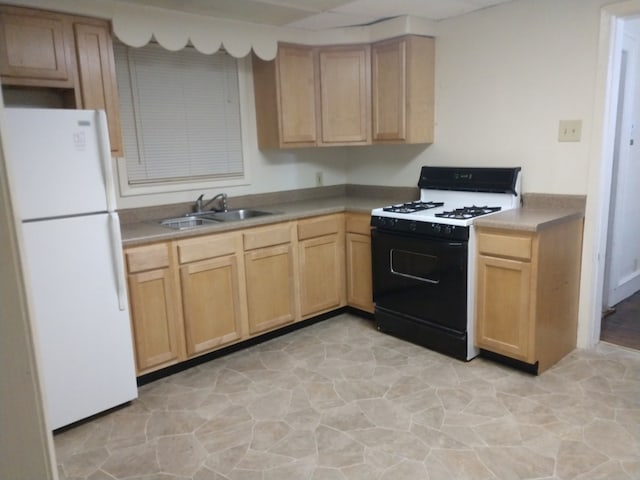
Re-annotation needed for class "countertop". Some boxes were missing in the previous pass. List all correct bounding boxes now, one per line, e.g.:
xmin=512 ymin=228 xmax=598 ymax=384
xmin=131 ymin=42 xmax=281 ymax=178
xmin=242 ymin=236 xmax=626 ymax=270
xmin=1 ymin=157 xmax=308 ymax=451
xmin=121 ymin=191 xmax=587 ymax=246
xmin=473 ymin=207 xmax=585 ymax=232
xmin=121 ymin=196 xmax=386 ymax=246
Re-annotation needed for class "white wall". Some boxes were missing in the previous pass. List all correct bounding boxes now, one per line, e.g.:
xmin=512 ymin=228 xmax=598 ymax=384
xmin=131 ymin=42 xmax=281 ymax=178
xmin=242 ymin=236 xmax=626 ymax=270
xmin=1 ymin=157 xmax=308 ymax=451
xmin=0 ymin=95 xmax=57 ymax=479
xmin=347 ymin=0 xmax=609 ymax=196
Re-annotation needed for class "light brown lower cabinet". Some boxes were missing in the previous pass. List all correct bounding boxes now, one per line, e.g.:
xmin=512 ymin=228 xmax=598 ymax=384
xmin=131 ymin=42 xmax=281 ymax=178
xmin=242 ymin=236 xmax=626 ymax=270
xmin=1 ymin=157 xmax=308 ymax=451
xmin=474 ymin=218 xmax=583 ymax=373
xmin=243 ymin=223 xmax=298 ymax=334
xmin=176 ymin=232 xmax=246 ymax=357
xmin=298 ymin=214 xmax=346 ymax=318
xmin=345 ymin=212 xmax=374 ymax=313
xmin=125 ymin=243 xmax=184 ymax=374
xmin=125 ymin=212 xmax=376 ymax=376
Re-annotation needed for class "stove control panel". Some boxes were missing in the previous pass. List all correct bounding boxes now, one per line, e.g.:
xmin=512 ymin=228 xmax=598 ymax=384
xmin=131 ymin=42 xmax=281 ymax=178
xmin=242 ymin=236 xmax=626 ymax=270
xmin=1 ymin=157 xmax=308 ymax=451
xmin=370 ymin=216 xmax=469 ymax=241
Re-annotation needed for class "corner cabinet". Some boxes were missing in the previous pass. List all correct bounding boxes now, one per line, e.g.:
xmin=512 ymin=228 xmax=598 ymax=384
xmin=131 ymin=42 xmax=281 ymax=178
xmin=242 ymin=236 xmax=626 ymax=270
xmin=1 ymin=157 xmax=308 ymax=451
xmin=297 ymin=214 xmax=346 ymax=318
xmin=371 ymin=35 xmax=435 ymax=144
xmin=124 ymin=243 xmax=184 ymax=375
xmin=474 ymin=218 xmax=583 ymax=373
xmin=346 ymin=213 xmax=374 ymax=313
xmin=0 ymin=5 xmax=123 ymax=156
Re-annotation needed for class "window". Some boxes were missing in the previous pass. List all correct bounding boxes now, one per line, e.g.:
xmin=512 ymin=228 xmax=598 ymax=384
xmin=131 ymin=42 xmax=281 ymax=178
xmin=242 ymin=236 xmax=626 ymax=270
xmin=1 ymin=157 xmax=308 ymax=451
xmin=113 ymin=42 xmax=244 ymax=192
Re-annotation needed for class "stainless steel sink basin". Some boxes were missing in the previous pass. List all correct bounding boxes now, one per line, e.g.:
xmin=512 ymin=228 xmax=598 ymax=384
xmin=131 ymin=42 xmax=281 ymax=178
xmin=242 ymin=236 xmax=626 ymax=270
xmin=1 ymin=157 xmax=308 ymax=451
xmin=206 ymin=209 xmax=274 ymax=222
xmin=159 ymin=215 xmax=220 ymax=230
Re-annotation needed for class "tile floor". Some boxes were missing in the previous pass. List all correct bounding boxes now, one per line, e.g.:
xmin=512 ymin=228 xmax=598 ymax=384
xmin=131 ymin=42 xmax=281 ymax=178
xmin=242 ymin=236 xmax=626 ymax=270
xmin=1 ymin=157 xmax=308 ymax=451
xmin=55 ymin=314 xmax=640 ymax=480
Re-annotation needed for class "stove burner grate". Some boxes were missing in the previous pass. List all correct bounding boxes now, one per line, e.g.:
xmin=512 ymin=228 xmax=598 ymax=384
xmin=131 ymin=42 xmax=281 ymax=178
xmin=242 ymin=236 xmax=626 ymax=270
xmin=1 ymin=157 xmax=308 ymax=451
xmin=382 ymin=201 xmax=444 ymax=214
xmin=435 ymin=205 xmax=501 ymax=219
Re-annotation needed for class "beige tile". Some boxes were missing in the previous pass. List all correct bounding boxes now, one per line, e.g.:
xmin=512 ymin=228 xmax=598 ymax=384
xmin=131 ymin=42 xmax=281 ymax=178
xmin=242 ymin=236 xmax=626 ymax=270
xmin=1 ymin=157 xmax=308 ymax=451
xmin=156 ymin=434 xmax=208 ymax=477
xmin=52 ymin=314 xmax=640 ymax=480
xmin=316 ymin=425 xmax=365 ymax=468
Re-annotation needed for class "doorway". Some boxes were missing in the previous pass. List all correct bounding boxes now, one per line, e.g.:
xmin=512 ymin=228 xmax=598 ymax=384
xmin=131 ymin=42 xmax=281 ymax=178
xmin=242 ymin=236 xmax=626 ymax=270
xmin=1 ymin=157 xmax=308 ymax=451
xmin=586 ymin=3 xmax=640 ymax=350
xmin=600 ymin=17 xmax=640 ymax=350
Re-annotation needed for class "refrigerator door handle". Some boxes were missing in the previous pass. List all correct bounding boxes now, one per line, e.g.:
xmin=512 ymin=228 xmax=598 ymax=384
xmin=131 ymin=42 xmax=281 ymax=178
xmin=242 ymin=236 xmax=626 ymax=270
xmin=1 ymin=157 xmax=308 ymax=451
xmin=108 ymin=212 xmax=128 ymax=311
xmin=95 ymin=110 xmax=117 ymax=213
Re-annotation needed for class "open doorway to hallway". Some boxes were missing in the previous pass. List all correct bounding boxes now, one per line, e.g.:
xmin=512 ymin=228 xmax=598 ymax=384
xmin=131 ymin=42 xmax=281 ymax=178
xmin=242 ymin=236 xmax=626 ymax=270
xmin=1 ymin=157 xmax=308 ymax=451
xmin=600 ymin=15 xmax=640 ymax=350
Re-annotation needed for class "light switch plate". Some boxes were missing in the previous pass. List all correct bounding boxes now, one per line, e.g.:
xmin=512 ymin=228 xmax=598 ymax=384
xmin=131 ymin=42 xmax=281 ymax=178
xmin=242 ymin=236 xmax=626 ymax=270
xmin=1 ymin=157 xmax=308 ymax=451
xmin=558 ymin=120 xmax=582 ymax=142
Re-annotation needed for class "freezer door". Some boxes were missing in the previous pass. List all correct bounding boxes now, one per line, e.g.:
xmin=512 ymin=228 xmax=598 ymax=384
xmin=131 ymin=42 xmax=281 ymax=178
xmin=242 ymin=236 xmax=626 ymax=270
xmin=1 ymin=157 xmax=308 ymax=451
xmin=21 ymin=214 xmax=137 ymax=430
xmin=5 ymin=108 xmax=111 ymax=220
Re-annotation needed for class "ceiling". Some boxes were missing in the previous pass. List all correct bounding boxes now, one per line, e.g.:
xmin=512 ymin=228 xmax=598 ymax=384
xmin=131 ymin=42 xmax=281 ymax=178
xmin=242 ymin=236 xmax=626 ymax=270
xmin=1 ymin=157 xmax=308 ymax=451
xmin=119 ymin=0 xmax=515 ymax=30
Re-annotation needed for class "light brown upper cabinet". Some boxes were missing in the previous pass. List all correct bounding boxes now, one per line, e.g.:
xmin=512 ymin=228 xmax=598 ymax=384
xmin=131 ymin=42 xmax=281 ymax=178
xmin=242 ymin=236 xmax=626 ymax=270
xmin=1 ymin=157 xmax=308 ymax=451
xmin=253 ymin=36 xmax=433 ymax=149
xmin=253 ymin=44 xmax=318 ymax=148
xmin=0 ymin=5 xmax=123 ymax=156
xmin=253 ymin=43 xmax=371 ymax=148
xmin=317 ymin=44 xmax=371 ymax=145
xmin=371 ymin=35 xmax=435 ymax=144
xmin=73 ymin=19 xmax=123 ymax=155
xmin=0 ymin=6 xmax=75 ymax=87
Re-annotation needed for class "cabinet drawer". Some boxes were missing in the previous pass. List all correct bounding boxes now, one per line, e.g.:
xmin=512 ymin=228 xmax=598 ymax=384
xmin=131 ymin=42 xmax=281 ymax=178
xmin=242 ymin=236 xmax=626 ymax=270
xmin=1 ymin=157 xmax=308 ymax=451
xmin=125 ymin=243 xmax=170 ymax=273
xmin=177 ymin=233 xmax=239 ymax=264
xmin=298 ymin=214 xmax=343 ymax=240
xmin=477 ymin=231 xmax=532 ymax=261
xmin=345 ymin=212 xmax=371 ymax=235
xmin=244 ymin=223 xmax=292 ymax=250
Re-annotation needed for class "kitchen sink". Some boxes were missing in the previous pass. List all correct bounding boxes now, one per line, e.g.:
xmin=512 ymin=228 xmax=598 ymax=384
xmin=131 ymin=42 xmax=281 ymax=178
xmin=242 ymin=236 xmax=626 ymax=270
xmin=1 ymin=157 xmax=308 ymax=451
xmin=159 ymin=209 xmax=276 ymax=229
xmin=205 ymin=209 xmax=274 ymax=222
xmin=159 ymin=215 xmax=220 ymax=230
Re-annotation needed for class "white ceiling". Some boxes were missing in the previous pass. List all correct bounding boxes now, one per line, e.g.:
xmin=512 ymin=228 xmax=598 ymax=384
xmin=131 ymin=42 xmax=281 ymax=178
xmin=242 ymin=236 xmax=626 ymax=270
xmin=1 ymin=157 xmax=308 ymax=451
xmin=119 ymin=0 xmax=514 ymax=30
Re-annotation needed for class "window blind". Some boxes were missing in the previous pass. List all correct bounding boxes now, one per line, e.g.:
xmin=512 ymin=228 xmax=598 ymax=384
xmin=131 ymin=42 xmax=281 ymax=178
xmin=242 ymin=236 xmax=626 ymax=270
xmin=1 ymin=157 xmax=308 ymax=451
xmin=114 ymin=42 xmax=244 ymax=185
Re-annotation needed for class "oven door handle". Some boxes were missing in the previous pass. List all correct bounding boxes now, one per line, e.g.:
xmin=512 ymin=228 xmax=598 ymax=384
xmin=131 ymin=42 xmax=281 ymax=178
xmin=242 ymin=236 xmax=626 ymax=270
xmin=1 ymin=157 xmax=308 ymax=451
xmin=390 ymin=269 xmax=440 ymax=284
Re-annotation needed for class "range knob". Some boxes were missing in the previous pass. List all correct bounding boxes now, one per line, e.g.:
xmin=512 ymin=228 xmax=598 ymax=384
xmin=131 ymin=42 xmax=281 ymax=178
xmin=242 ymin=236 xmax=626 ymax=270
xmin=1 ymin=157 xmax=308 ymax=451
xmin=408 ymin=221 xmax=417 ymax=232
xmin=432 ymin=223 xmax=442 ymax=233
xmin=444 ymin=225 xmax=453 ymax=235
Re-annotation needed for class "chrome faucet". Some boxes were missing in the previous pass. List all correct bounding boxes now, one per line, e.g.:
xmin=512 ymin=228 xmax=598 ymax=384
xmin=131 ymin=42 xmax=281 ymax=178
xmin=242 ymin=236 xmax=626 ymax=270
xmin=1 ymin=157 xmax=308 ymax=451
xmin=195 ymin=193 xmax=228 ymax=213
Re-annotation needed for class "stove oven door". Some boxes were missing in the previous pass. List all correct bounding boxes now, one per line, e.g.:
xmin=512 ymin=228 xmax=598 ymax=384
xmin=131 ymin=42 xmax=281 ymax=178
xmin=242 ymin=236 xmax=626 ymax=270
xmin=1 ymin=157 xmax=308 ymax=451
xmin=372 ymin=228 xmax=468 ymax=334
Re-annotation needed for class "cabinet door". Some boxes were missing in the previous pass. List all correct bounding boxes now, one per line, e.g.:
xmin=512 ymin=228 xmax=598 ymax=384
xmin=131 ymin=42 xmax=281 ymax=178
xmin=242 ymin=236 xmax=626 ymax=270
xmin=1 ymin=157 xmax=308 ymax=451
xmin=299 ymin=234 xmax=346 ymax=318
xmin=180 ymin=255 xmax=243 ymax=357
xmin=346 ymin=232 xmax=373 ymax=313
xmin=245 ymin=244 xmax=296 ymax=334
xmin=318 ymin=45 xmax=371 ymax=145
xmin=277 ymin=44 xmax=318 ymax=145
xmin=74 ymin=21 xmax=123 ymax=156
xmin=0 ymin=6 xmax=74 ymax=86
xmin=371 ymin=37 xmax=406 ymax=142
xmin=372 ymin=35 xmax=434 ymax=144
xmin=475 ymin=254 xmax=534 ymax=362
xmin=128 ymin=267 xmax=181 ymax=373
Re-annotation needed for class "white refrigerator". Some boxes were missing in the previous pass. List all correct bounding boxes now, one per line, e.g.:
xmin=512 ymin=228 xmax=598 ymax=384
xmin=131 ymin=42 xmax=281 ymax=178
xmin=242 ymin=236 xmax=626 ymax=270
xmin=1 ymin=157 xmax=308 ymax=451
xmin=4 ymin=108 xmax=137 ymax=430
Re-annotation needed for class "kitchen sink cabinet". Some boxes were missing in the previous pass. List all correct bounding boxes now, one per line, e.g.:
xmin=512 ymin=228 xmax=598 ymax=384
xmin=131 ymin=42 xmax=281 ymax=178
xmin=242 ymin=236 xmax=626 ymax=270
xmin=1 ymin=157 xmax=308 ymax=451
xmin=124 ymin=243 xmax=185 ymax=375
xmin=0 ymin=5 xmax=123 ymax=156
xmin=345 ymin=212 xmax=374 ymax=313
xmin=371 ymin=35 xmax=434 ymax=144
xmin=298 ymin=214 xmax=346 ymax=318
xmin=243 ymin=222 xmax=298 ymax=334
xmin=176 ymin=233 xmax=247 ymax=357
xmin=474 ymin=218 xmax=583 ymax=373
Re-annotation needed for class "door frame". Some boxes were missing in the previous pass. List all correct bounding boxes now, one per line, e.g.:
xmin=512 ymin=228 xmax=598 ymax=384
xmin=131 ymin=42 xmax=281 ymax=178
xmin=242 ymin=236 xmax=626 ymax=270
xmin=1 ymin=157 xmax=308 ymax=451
xmin=582 ymin=1 xmax=640 ymax=347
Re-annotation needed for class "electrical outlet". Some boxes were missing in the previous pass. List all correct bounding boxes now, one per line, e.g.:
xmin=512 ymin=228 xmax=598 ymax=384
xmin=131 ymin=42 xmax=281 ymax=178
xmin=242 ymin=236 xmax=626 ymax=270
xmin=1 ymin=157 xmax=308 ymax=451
xmin=558 ymin=120 xmax=582 ymax=142
xmin=315 ymin=171 xmax=323 ymax=187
